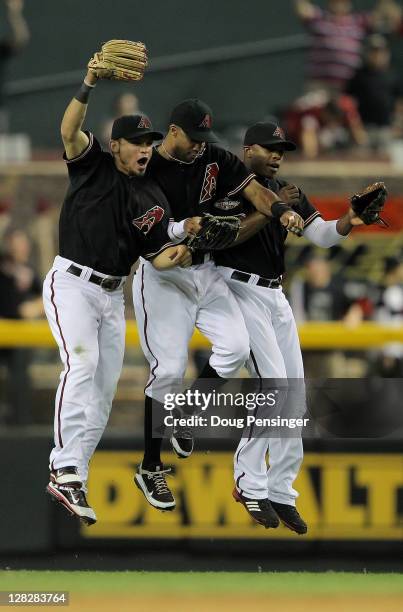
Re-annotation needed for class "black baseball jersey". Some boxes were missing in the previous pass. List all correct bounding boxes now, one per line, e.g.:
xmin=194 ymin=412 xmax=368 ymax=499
xmin=146 ymin=145 xmax=255 ymax=221
xmin=214 ymin=176 xmax=321 ymax=278
xmin=59 ymin=133 xmax=173 ymax=276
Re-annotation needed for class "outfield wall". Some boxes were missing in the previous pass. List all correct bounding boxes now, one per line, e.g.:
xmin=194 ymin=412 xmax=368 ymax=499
xmin=1 ymin=434 xmax=402 ymax=557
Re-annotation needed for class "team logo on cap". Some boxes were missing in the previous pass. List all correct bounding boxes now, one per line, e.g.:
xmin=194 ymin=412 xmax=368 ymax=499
xmin=273 ymin=126 xmax=285 ymax=140
xmin=199 ymin=114 xmax=212 ymax=129
xmin=137 ymin=115 xmax=152 ymax=129
xmin=199 ymin=162 xmax=219 ymax=204
xmin=132 ymin=205 xmax=164 ymax=235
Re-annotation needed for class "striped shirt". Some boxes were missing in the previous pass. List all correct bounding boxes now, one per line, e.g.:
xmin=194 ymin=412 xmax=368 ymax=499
xmin=302 ymin=7 xmax=371 ymax=89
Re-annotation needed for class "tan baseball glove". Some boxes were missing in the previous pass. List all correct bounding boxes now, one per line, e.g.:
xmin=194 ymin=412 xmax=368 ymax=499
xmin=87 ymin=39 xmax=147 ymax=81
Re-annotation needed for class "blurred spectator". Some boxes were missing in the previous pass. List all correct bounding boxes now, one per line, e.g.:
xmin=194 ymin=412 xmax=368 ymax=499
xmin=294 ymin=0 xmax=401 ymax=92
xmin=0 ymin=228 xmax=43 ymax=318
xmin=100 ymin=92 xmax=141 ymax=147
xmin=372 ymin=256 xmax=403 ymax=376
xmin=285 ymin=89 xmax=367 ymax=158
xmin=372 ymin=0 xmax=403 ymax=33
xmin=393 ymin=97 xmax=403 ymax=139
xmin=347 ymin=34 xmax=403 ymax=151
xmin=0 ymin=0 xmax=30 ymax=132
xmin=0 ymin=228 xmax=43 ymax=425
xmin=289 ymin=254 xmax=368 ymax=376
xmin=290 ymin=254 xmax=364 ymax=322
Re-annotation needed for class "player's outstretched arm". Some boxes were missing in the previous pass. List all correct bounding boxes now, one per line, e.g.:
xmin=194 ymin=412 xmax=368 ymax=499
xmin=303 ymin=210 xmax=365 ymax=247
xmin=151 ymin=245 xmax=192 ymax=270
xmin=303 ymin=217 xmax=350 ymax=247
xmin=242 ymin=179 xmax=304 ymax=236
xmin=60 ymin=69 xmax=97 ymax=159
xmin=305 ymin=182 xmax=388 ymax=247
xmin=336 ymin=210 xmax=358 ymax=235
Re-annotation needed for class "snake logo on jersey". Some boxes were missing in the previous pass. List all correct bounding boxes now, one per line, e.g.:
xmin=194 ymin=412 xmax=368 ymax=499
xmin=132 ymin=205 xmax=164 ymax=235
xmin=199 ymin=162 xmax=219 ymax=204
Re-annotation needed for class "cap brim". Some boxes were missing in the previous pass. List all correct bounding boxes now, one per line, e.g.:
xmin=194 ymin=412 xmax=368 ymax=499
xmin=260 ymin=140 xmax=297 ymax=151
xmin=125 ymin=131 xmax=164 ymax=143
xmin=185 ymin=129 xmax=218 ymax=143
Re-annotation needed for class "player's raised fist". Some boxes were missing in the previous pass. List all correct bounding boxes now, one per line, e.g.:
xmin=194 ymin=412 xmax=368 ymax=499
xmin=280 ymin=210 xmax=304 ymax=237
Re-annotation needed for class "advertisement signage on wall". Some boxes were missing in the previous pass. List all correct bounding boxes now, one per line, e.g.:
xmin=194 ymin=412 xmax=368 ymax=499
xmin=84 ymin=451 xmax=403 ymax=541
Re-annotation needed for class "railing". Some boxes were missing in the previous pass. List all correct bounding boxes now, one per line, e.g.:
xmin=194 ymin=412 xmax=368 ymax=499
xmin=4 ymin=34 xmax=308 ymax=96
xmin=1 ymin=319 xmax=402 ymax=349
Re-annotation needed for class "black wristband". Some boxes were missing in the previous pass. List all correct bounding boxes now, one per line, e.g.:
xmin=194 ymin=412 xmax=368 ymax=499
xmin=270 ymin=201 xmax=292 ymax=219
xmin=74 ymin=80 xmax=95 ymax=104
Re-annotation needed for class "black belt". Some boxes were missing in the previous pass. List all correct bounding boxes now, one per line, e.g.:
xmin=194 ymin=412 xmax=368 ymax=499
xmin=67 ymin=264 xmax=123 ymax=292
xmin=231 ymin=270 xmax=281 ymax=288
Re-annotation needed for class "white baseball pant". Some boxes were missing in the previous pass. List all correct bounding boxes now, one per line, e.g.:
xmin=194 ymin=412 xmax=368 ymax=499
xmin=43 ymin=256 xmax=126 ymax=485
xmin=217 ymin=266 xmax=304 ymax=506
xmin=133 ymin=258 xmax=250 ymax=403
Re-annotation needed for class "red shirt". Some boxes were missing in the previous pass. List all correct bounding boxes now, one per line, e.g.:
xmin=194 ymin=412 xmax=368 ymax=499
xmin=302 ymin=7 xmax=372 ymax=89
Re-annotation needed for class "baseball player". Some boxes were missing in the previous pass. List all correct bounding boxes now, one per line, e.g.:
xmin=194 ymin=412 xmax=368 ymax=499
xmin=214 ymin=121 xmax=373 ymax=533
xmin=43 ymin=64 xmax=190 ymax=525
xmin=131 ymin=100 xmax=305 ymax=512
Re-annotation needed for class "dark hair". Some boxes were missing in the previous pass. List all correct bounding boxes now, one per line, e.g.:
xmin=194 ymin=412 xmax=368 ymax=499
xmin=384 ymin=256 xmax=401 ymax=275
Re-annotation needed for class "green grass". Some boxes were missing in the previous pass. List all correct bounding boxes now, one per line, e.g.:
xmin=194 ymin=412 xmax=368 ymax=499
xmin=0 ymin=571 xmax=402 ymax=595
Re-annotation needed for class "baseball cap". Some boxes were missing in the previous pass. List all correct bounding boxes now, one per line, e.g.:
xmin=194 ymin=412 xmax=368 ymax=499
xmin=244 ymin=121 xmax=297 ymax=151
xmin=111 ymin=114 xmax=163 ymax=142
xmin=170 ymin=99 xmax=218 ymax=143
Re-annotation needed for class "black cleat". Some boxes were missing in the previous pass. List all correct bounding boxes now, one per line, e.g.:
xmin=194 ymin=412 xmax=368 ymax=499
xmin=270 ymin=501 xmax=308 ymax=534
xmin=170 ymin=409 xmax=194 ymax=459
xmin=134 ymin=462 xmax=176 ymax=511
xmin=233 ymin=488 xmax=279 ymax=529
xmin=170 ymin=429 xmax=194 ymax=459
xmin=50 ymin=466 xmax=82 ymax=486
xmin=46 ymin=482 xmax=97 ymax=525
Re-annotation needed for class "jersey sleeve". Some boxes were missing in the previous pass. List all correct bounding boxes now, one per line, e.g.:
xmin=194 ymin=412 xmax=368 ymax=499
xmin=214 ymin=147 xmax=255 ymax=199
xmin=139 ymin=206 xmax=175 ymax=260
xmin=63 ymin=132 xmax=103 ymax=178
xmin=294 ymin=188 xmax=321 ymax=228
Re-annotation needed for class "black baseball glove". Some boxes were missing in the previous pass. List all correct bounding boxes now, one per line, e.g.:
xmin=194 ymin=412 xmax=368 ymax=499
xmin=187 ymin=213 xmax=241 ymax=252
xmin=350 ymin=181 xmax=388 ymax=226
